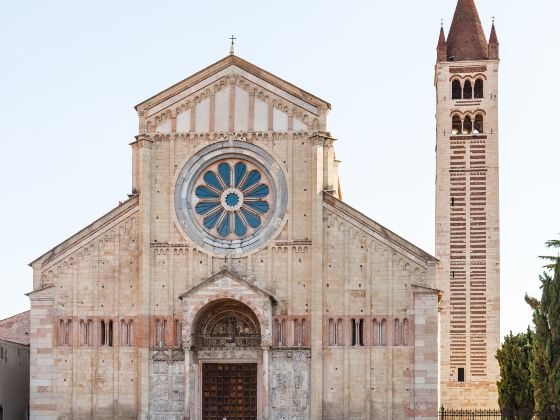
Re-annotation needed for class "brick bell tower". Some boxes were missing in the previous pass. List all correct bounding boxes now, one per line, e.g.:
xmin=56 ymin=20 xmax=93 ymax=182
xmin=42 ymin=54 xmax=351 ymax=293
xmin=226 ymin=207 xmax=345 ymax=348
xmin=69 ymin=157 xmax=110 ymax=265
xmin=435 ymin=0 xmax=500 ymax=409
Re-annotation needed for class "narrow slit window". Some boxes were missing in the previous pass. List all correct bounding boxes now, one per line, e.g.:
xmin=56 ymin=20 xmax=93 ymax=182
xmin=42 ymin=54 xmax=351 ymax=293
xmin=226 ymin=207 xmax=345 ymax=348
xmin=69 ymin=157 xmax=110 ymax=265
xmin=87 ymin=320 xmax=93 ymax=347
xmin=336 ymin=319 xmax=344 ymax=346
xmin=394 ymin=319 xmax=401 ymax=346
xmin=293 ymin=319 xmax=300 ymax=347
xmin=358 ymin=319 xmax=364 ymax=346
xmin=108 ymin=320 xmax=113 ymax=347
xmin=274 ymin=319 xmax=280 ymax=346
xmin=100 ymin=320 xmax=106 ymax=346
xmin=174 ymin=320 xmax=181 ymax=347
xmin=128 ymin=320 xmax=134 ymax=347
xmin=402 ymin=319 xmax=409 ymax=346
xmin=372 ymin=319 xmax=379 ymax=346
xmin=120 ymin=320 xmax=127 ymax=346
xmin=300 ymin=319 xmax=306 ymax=346
xmin=329 ymin=319 xmax=335 ymax=346
xmin=452 ymin=80 xmax=462 ymax=100
xmin=458 ymin=367 xmax=465 ymax=382
xmin=351 ymin=319 xmax=357 ymax=346
xmin=380 ymin=319 xmax=386 ymax=346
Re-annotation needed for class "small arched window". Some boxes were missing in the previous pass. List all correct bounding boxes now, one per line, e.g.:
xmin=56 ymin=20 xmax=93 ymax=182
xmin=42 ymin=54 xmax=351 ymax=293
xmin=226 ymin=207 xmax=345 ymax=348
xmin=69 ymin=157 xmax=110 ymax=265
xmin=463 ymin=115 xmax=473 ymax=135
xmin=452 ymin=80 xmax=462 ymax=100
xmin=402 ymin=319 xmax=409 ymax=346
xmin=474 ymin=79 xmax=484 ymax=99
xmin=328 ymin=319 xmax=335 ymax=346
xmin=394 ymin=319 xmax=401 ymax=346
xmin=463 ymin=80 xmax=473 ymax=99
xmin=174 ymin=320 xmax=181 ymax=347
xmin=474 ymin=114 xmax=484 ymax=134
xmin=100 ymin=320 xmax=106 ymax=346
xmin=108 ymin=320 xmax=113 ymax=347
xmin=336 ymin=319 xmax=344 ymax=346
xmin=452 ymin=115 xmax=462 ymax=135
xmin=120 ymin=320 xmax=127 ymax=346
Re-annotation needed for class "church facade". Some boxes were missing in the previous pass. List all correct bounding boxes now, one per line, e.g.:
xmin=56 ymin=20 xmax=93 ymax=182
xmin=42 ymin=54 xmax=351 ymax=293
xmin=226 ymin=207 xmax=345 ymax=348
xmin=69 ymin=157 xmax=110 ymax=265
xmin=27 ymin=1 xmax=500 ymax=419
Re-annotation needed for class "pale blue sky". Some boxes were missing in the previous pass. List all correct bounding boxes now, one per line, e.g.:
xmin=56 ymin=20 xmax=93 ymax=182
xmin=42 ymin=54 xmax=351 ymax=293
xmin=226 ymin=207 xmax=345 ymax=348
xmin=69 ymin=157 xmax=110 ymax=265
xmin=0 ymin=0 xmax=558 ymax=339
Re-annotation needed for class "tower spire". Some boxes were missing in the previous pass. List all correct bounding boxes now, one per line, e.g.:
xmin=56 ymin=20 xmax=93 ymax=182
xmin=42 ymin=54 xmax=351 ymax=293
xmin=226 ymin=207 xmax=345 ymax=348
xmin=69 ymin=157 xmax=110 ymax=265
xmin=488 ymin=20 xmax=500 ymax=59
xmin=437 ymin=26 xmax=448 ymax=62
xmin=447 ymin=0 xmax=488 ymax=61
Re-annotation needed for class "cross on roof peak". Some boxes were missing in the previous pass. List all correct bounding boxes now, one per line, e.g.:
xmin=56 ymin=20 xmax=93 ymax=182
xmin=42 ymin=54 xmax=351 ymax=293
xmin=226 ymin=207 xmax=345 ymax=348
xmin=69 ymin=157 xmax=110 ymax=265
xmin=229 ymin=35 xmax=236 ymax=55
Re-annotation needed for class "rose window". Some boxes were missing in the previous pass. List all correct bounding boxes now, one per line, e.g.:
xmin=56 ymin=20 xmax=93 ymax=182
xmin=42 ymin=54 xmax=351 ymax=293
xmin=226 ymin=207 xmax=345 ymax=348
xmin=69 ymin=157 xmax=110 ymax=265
xmin=193 ymin=160 xmax=271 ymax=239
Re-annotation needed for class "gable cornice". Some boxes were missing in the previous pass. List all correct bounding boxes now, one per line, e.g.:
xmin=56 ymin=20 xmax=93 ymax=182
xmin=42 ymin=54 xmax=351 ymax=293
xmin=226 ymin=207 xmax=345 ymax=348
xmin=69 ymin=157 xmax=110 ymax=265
xmin=135 ymin=55 xmax=331 ymax=114
xmin=178 ymin=268 xmax=277 ymax=303
xmin=323 ymin=191 xmax=437 ymax=267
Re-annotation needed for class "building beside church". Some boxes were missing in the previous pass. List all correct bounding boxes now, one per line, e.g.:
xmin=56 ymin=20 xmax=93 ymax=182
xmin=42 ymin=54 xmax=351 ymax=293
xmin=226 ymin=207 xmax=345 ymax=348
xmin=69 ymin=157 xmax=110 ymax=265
xmin=0 ymin=311 xmax=30 ymax=420
xmin=435 ymin=0 xmax=501 ymax=409
xmin=26 ymin=0 xmax=500 ymax=418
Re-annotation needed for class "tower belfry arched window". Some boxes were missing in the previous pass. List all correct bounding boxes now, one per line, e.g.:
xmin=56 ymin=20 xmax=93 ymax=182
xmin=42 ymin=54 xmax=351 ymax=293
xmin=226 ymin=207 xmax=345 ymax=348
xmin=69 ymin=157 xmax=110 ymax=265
xmin=474 ymin=79 xmax=484 ymax=99
xmin=452 ymin=80 xmax=462 ymax=100
xmin=463 ymin=115 xmax=473 ymax=134
xmin=463 ymin=80 xmax=473 ymax=99
xmin=452 ymin=115 xmax=462 ymax=135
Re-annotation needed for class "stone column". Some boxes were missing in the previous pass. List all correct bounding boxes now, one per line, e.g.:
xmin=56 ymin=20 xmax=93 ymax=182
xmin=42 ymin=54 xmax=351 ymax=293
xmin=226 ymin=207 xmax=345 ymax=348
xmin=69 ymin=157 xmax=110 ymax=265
xmin=261 ymin=344 xmax=270 ymax=420
xmin=183 ymin=345 xmax=192 ymax=420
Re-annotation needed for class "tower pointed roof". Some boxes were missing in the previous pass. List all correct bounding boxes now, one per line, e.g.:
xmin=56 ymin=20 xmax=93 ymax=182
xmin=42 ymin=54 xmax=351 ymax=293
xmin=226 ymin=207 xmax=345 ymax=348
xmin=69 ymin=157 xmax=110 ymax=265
xmin=447 ymin=0 xmax=488 ymax=61
xmin=437 ymin=27 xmax=448 ymax=62
xmin=488 ymin=22 xmax=500 ymax=59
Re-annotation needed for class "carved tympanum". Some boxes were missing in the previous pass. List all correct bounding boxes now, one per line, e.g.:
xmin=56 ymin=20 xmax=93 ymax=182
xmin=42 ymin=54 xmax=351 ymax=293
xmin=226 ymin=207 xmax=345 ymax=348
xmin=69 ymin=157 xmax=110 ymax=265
xmin=193 ymin=300 xmax=261 ymax=349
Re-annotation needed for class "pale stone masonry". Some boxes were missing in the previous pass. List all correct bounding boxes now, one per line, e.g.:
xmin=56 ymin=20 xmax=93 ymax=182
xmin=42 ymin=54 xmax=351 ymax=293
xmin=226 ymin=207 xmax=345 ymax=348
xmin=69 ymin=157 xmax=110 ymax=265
xmin=27 ymin=51 xmax=441 ymax=419
xmin=435 ymin=0 xmax=501 ymax=409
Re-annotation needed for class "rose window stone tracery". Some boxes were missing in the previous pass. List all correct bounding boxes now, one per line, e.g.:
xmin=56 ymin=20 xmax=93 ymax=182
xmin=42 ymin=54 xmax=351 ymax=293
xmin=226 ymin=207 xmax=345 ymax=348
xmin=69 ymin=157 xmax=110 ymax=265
xmin=193 ymin=160 xmax=272 ymax=239
xmin=174 ymin=141 xmax=287 ymax=254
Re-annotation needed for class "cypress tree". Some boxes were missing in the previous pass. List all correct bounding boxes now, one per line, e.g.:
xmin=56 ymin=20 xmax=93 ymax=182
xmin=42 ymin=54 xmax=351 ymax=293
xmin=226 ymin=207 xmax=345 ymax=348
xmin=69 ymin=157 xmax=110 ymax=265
xmin=496 ymin=329 xmax=534 ymax=419
xmin=525 ymin=258 xmax=560 ymax=416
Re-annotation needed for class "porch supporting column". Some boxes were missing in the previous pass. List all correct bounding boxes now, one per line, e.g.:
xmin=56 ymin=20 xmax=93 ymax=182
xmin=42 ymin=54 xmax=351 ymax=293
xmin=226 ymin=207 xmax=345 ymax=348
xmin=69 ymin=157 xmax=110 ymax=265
xmin=261 ymin=346 xmax=270 ymax=420
xmin=184 ymin=347 xmax=192 ymax=420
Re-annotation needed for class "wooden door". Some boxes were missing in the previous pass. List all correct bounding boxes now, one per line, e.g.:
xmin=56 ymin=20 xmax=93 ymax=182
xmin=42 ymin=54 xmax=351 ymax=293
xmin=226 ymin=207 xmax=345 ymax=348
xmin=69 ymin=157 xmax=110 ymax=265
xmin=202 ymin=363 xmax=258 ymax=420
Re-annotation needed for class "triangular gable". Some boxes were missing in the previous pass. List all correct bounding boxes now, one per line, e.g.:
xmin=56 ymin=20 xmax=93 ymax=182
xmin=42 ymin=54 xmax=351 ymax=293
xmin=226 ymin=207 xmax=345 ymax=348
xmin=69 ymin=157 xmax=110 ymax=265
xmin=29 ymin=195 xmax=139 ymax=269
xmin=323 ymin=191 xmax=437 ymax=267
xmin=178 ymin=268 xmax=277 ymax=303
xmin=136 ymin=55 xmax=330 ymax=113
xmin=135 ymin=55 xmax=329 ymax=134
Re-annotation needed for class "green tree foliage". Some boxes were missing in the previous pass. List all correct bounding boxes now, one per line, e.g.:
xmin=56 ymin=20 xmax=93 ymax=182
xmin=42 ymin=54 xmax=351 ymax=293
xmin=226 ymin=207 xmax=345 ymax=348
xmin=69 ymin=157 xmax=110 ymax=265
xmin=525 ymin=257 xmax=560 ymax=416
xmin=539 ymin=237 xmax=560 ymax=270
xmin=496 ymin=329 xmax=534 ymax=418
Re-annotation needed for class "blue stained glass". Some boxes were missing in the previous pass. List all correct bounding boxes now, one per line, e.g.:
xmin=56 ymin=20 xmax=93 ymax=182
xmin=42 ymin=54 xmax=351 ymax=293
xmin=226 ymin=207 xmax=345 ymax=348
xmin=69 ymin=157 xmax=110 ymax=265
xmin=225 ymin=193 xmax=240 ymax=207
xmin=195 ymin=201 xmax=219 ymax=215
xmin=217 ymin=213 xmax=231 ymax=237
xmin=234 ymin=162 xmax=247 ymax=187
xmin=203 ymin=171 xmax=222 ymax=191
xmin=241 ymin=208 xmax=261 ymax=228
xmin=196 ymin=186 xmax=219 ymax=198
xmin=218 ymin=163 xmax=231 ymax=187
xmin=240 ymin=170 xmax=261 ymax=191
xmin=234 ymin=212 xmax=247 ymax=236
xmin=203 ymin=209 xmax=223 ymax=229
xmin=245 ymin=184 xmax=269 ymax=198
xmin=244 ymin=201 xmax=269 ymax=213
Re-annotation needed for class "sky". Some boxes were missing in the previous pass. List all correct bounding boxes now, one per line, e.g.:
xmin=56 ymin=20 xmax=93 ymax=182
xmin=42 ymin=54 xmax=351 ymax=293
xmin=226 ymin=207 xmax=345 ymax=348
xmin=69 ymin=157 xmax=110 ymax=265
xmin=0 ymin=0 xmax=558 ymax=339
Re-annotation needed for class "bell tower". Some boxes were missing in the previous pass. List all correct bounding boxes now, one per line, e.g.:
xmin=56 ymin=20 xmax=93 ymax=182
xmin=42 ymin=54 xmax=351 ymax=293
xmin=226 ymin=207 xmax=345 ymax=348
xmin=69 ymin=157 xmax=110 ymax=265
xmin=435 ymin=0 xmax=500 ymax=409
